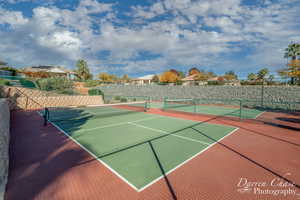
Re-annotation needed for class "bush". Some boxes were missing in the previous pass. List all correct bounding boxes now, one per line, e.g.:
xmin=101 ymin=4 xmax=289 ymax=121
xmin=175 ymin=80 xmax=183 ymax=85
xmin=114 ymin=96 xmax=121 ymax=100
xmin=57 ymin=89 xmax=78 ymax=95
xmin=88 ymin=88 xmax=103 ymax=96
xmin=84 ymin=80 xmax=100 ymax=87
xmin=36 ymin=77 xmax=73 ymax=91
xmin=157 ymin=82 xmax=168 ymax=85
xmin=0 ymin=78 xmax=10 ymax=86
xmin=120 ymin=98 xmax=127 ymax=102
xmin=207 ymin=81 xmax=225 ymax=85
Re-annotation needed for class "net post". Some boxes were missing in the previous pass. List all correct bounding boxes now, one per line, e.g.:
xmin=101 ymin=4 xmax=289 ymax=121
xmin=43 ymin=108 xmax=49 ymax=126
xmin=193 ymin=99 xmax=197 ymax=113
xmin=163 ymin=97 xmax=168 ymax=110
xmin=148 ymin=96 xmax=151 ymax=109
xmin=261 ymin=82 xmax=264 ymax=107
xmin=239 ymin=99 xmax=242 ymax=120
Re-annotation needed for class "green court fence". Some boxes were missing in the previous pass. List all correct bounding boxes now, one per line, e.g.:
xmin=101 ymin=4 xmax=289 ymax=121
xmin=163 ymin=97 xmax=300 ymax=120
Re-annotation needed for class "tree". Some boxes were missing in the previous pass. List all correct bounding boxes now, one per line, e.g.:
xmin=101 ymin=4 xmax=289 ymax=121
xmin=195 ymin=73 xmax=209 ymax=81
xmin=257 ymin=68 xmax=269 ymax=81
xmin=121 ymin=74 xmax=130 ymax=83
xmin=279 ymin=60 xmax=300 ymax=84
xmin=247 ymin=73 xmax=257 ymax=81
xmin=178 ymin=71 xmax=185 ymax=79
xmin=188 ymin=67 xmax=200 ymax=75
xmin=283 ymin=42 xmax=300 ymax=84
xmin=75 ymin=59 xmax=92 ymax=81
xmin=151 ymin=74 xmax=160 ymax=83
xmin=224 ymin=70 xmax=238 ymax=81
xmin=267 ymin=74 xmax=275 ymax=84
xmin=160 ymin=71 xmax=179 ymax=83
xmin=98 ymin=72 xmax=116 ymax=82
xmin=207 ymin=71 xmax=216 ymax=78
xmin=284 ymin=43 xmax=300 ymax=60
xmin=169 ymin=69 xmax=180 ymax=77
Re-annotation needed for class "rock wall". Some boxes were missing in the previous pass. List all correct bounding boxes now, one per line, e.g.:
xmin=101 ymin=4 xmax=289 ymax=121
xmin=0 ymin=86 xmax=104 ymax=110
xmin=98 ymin=85 xmax=300 ymax=102
xmin=0 ymin=99 xmax=9 ymax=200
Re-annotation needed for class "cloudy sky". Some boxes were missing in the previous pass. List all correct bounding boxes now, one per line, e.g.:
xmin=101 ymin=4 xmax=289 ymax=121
xmin=0 ymin=0 xmax=299 ymax=77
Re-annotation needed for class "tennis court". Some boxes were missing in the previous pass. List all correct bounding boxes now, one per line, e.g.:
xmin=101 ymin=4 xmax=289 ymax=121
xmin=43 ymin=102 xmax=237 ymax=191
xmin=150 ymin=100 xmax=263 ymax=119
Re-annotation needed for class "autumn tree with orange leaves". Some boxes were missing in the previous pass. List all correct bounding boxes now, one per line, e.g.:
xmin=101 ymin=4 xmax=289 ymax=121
xmin=160 ymin=71 xmax=180 ymax=83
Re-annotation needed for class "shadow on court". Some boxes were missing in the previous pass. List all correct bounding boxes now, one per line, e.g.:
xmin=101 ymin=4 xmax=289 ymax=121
xmin=6 ymin=111 xmax=88 ymax=200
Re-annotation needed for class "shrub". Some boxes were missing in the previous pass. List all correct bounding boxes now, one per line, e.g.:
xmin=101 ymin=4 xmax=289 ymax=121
xmin=175 ymin=80 xmax=183 ymax=85
xmin=157 ymin=82 xmax=168 ymax=85
xmin=36 ymin=77 xmax=73 ymax=91
xmin=120 ymin=98 xmax=127 ymax=102
xmin=0 ymin=78 xmax=10 ymax=86
xmin=84 ymin=80 xmax=99 ymax=87
xmin=88 ymin=88 xmax=103 ymax=96
xmin=57 ymin=89 xmax=78 ymax=95
xmin=207 ymin=81 xmax=225 ymax=85
xmin=114 ymin=96 xmax=121 ymax=100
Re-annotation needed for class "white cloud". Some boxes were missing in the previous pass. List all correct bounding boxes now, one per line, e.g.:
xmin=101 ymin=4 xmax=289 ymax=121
xmin=0 ymin=8 xmax=28 ymax=26
xmin=0 ymin=0 xmax=299 ymax=75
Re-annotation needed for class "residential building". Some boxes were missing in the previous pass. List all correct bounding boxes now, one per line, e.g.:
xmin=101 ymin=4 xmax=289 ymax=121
xmin=131 ymin=74 xmax=155 ymax=85
xmin=22 ymin=66 xmax=75 ymax=79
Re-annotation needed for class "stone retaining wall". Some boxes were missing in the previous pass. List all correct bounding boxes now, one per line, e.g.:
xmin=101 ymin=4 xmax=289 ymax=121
xmin=0 ymin=99 xmax=9 ymax=200
xmin=13 ymin=96 xmax=103 ymax=110
xmin=98 ymin=85 xmax=300 ymax=102
xmin=0 ymin=86 xmax=103 ymax=110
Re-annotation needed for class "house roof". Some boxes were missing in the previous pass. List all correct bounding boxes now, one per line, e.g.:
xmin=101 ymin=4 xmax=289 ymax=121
xmin=22 ymin=66 xmax=74 ymax=74
xmin=182 ymin=74 xmax=197 ymax=81
xmin=134 ymin=74 xmax=155 ymax=80
xmin=208 ymin=77 xmax=219 ymax=81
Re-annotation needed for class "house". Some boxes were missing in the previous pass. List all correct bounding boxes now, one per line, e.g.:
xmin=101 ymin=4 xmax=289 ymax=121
xmin=182 ymin=74 xmax=198 ymax=86
xmin=131 ymin=74 xmax=155 ymax=85
xmin=22 ymin=66 xmax=75 ymax=79
xmin=182 ymin=75 xmax=240 ymax=86
xmin=182 ymin=74 xmax=207 ymax=86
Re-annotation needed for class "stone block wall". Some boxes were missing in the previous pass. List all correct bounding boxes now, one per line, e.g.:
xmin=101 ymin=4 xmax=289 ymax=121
xmin=0 ymin=99 xmax=9 ymax=200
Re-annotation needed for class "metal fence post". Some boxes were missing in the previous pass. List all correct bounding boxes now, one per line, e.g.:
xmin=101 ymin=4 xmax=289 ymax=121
xmin=239 ymin=99 xmax=242 ymax=120
xmin=261 ymin=82 xmax=264 ymax=107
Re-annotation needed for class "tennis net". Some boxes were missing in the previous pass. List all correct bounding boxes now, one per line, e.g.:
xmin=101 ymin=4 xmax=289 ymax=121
xmin=43 ymin=101 xmax=148 ymax=125
xmin=163 ymin=98 xmax=196 ymax=111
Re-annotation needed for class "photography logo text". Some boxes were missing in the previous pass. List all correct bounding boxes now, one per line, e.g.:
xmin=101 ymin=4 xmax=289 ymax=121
xmin=236 ymin=176 xmax=300 ymax=199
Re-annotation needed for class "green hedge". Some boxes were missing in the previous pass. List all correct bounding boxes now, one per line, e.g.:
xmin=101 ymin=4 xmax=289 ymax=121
xmin=0 ymin=79 xmax=10 ymax=86
xmin=36 ymin=77 xmax=73 ymax=91
xmin=84 ymin=80 xmax=100 ymax=87
xmin=88 ymin=88 xmax=103 ymax=96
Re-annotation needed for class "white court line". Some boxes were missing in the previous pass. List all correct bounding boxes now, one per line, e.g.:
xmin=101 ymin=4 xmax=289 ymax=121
xmin=87 ymin=109 xmax=128 ymax=115
xmin=254 ymin=111 xmax=265 ymax=119
xmin=75 ymin=116 xmax=161 ymax=133
xmin=37 ymin=111 xmax=140 ymax=191
xmin=38 ymin=110 xmax=239 ymax=192
xmin=138 ymin=127 xmax=239 ymax=192
xmin=128 ymin=122 xmax=211 ymax=146
xmin=154 ymin=111 xmax=238 ymax=129
xmin=47 ymin=119 xmax=140 ymax=191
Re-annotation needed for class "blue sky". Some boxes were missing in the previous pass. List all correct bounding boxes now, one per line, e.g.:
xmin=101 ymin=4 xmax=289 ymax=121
xmin=0 ymin=0 xmax=299 ymax=78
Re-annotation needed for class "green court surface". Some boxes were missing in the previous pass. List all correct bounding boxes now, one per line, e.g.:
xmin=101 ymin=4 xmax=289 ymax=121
xmin=45 ymin=105 xmax=237 ymax=191
xmin=150 ymin=101 xmax=263 ymax=119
